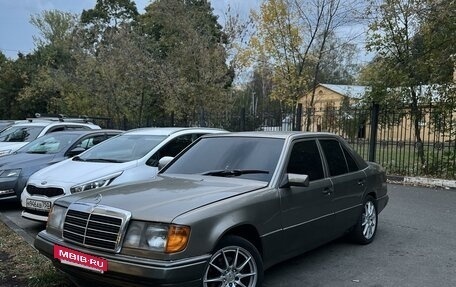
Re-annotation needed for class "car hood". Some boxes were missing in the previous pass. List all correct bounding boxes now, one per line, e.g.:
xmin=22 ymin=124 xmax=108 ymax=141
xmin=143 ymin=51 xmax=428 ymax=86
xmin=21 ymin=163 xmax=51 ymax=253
xmin=30 ymin=159 xmax=137 ymax=184
xmin=58 ymin=174 xmax=268 ymax=223
xmin=0 ymin=153 xmax=57 ymax=169
xmin=0 ymin=142 xmax=27 ymax=153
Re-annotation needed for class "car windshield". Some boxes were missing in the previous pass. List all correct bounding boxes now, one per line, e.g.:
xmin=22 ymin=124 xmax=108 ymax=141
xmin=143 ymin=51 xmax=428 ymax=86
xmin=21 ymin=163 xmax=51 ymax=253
xmin=0 ymin=126 xmax=44 ymax=142
xmin=0 ymin=122 xmax=13 ymax=132
xmin=164 ymin=137 xmax=285 ymax=182
xmin=78 ymin=134 xmax=167 ymax=163
xmin=17 ymin=133 xmax=80 ymax=154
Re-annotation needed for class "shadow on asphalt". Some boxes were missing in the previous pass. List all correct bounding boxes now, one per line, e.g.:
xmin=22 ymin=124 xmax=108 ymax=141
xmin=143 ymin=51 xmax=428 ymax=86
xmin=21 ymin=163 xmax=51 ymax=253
xmin=0 ymin=200 xmax=21 ymax=211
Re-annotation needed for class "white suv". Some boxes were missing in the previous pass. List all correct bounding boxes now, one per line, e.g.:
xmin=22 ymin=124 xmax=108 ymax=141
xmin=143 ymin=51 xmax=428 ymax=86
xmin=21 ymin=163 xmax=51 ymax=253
xmin=0 ymin=119 xmax=101 ymax=156
xmin=21 ymin=127 xmax=226 ymax=222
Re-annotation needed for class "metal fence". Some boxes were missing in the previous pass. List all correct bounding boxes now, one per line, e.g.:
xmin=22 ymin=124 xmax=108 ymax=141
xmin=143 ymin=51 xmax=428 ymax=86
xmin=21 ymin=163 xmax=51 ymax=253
xmin=287 ymin=104 xmax=456 ymax=179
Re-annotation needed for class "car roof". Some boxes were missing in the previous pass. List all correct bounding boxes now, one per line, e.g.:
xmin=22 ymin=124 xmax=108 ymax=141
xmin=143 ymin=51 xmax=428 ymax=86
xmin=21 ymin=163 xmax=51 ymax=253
xmin=124 ymin=127 xmax=226 ymax=136
xmin=10 ymin=121 xmax=99 ymax=128
xmin=40 ymin=129 xmax=123 ymax=136
xmin=202 ymin=131 xmax=340 ymax=140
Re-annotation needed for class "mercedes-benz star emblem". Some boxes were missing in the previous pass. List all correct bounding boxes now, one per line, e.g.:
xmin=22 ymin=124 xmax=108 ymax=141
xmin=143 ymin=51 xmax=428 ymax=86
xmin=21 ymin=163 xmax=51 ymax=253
xmin=94 ymin=193 xmax=102 ymax=205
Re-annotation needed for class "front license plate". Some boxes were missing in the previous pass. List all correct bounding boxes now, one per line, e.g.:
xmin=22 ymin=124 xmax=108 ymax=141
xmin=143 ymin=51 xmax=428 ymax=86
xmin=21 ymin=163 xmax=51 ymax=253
xmin=25 ymin=199 xmax=51 ymax=211
xmin=54 ymin=245 xmax=108 ymax=273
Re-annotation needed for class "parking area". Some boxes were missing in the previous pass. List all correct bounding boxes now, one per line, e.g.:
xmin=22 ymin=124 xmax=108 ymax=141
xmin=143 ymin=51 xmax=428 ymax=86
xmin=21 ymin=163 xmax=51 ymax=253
xmin=1 ymin=183 xmax=455 ymax=287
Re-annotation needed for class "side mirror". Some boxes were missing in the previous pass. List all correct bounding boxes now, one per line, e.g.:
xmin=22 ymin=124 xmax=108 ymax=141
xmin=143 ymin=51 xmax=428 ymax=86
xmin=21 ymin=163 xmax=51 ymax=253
xmin=281 ymin=173 xmax=310 ymax=188
xmin=67 ymin=147 xmax=86 ymax=157
xmin=158 ymin=156 xmax=174 ymax=170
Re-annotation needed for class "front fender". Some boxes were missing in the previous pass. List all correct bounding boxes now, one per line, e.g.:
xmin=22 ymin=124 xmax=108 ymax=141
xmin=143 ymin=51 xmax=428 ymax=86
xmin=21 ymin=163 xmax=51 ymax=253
xmin=171 ymin=187 xmax=281 ymax=263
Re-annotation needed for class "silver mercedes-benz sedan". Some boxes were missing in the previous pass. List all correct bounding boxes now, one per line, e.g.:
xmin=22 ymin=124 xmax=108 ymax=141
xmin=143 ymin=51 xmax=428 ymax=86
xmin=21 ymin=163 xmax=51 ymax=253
xmin=34 ymin=132 xmax=388 ymax=287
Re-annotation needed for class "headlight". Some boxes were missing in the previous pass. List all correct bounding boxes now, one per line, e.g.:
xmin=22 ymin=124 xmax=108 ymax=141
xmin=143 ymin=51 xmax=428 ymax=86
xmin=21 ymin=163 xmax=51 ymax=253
xmin=0 ymin=150 xmax=12 ymax=156
xmin=70 ymin=172 xmax=122 ymax=193
xmin=0 ymin=169 xmax=21 ymax=178
xmin=123 ymin=221 xmax=190 ymax=253
xmin=46 ymin=205 xmax=67 ymax=236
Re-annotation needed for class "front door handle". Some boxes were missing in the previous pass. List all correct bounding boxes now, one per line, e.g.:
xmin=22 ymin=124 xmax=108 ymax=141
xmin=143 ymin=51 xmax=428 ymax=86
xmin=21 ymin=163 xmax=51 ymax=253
xmin=322 ymin=187 xmax=333 ymax=195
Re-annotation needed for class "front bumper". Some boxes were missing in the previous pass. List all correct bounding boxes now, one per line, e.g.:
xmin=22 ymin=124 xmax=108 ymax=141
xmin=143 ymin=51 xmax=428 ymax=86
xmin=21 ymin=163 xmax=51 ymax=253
xmin=35 ymin=231 xmax=210 ymax=287
xmin=0 ymin=177 xmax=19 ymax=201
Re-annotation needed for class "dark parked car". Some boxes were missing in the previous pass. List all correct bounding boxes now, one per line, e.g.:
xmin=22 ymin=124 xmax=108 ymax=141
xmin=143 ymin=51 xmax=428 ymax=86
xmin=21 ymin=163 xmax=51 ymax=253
xmin=0 ymin=130 xmax=121 ymax=202
xmin=35 ymin=132 xmax=388 ymax=287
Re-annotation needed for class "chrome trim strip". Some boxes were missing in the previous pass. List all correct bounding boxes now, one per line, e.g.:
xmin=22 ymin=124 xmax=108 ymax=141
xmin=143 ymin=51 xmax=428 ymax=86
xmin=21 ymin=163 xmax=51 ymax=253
xmin=283 ymin=213 xmax=333 ymax=231
xmin=0 ymin=195 xmax=17 ymax=200
xmin=260 ymin=229 xmax=282 ymax=238
xmin=334 ymin=204 xmax=362 ymax=215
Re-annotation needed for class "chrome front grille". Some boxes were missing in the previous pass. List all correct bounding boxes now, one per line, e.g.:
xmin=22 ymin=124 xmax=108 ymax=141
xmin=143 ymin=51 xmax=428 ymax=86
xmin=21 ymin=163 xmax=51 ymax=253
xmin=26 ymin=185 xmax=64 ymax=197
xmin=62 ymin=203 xmax=131 ymax=252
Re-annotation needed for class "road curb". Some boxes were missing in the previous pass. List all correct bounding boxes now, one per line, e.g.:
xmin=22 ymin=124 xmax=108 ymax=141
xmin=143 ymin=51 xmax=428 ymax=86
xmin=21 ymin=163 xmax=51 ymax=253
xmin=0 ymin=211 xmax=35 ymax=247
xmin=387 ymin=175 xmax=456 ymax=190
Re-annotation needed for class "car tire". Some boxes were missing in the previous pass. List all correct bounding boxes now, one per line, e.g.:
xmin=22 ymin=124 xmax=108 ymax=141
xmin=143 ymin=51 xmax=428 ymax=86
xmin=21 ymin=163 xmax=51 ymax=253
xmin=350 ymin=195 xmax=378 ymax=245
xmin=203 ymin=235 xmax=263 ymax=287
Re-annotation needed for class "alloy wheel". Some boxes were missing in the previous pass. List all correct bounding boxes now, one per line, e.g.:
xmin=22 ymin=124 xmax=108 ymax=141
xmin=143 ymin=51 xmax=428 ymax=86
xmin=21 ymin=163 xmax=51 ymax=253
xmin=362 ymin=201 xmax=377 ymax=240
xmin=203 ymin=246 xmax=258 ymax=287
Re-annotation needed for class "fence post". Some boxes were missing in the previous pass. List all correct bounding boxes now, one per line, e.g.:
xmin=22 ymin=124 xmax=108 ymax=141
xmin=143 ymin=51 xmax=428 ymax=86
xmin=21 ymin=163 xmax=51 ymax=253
xmin=295 ymin=103 xmax=303 ymax=131
xmin=368 ymin=103 xmax=380 ymax=162
xmin=240 ymin=107 xmax=246 ymax=131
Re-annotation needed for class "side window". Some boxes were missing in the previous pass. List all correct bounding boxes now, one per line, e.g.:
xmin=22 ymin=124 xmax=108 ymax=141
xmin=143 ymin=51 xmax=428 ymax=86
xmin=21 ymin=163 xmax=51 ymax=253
xmin=319 ymin=139 xmax=348 ymax=176
xmin=47 ymin=126 xmax=65 ymax=133
xmin=146 ymin=134 xmax=194 ymax=167
xmin=342 ymin=146 xmax=359 ymax=172
xmin=75 ymin=135 xmax=106 ymax=150
xmin=65 ymin=125 xmax=90 ymax=130
xmin=287 ymin=140 xmax=324 ymax=181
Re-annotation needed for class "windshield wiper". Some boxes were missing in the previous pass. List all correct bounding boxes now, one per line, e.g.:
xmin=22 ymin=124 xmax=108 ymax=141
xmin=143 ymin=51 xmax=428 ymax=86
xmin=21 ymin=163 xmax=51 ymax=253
xmin=201 ymin=169 xmax=269 ymax=177
xmin=26 ymin=151 xmax=48 ymax=154
xmin=83 ymin=158 xmax=125 ymax=163
xmin=72 ymin=156 xmax=85 ymax=162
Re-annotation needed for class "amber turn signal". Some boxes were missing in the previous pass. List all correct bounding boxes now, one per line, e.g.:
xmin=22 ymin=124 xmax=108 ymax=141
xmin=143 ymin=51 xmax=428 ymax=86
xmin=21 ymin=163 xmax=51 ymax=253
xmin=165 ymin=225 xmax=190 ymax=253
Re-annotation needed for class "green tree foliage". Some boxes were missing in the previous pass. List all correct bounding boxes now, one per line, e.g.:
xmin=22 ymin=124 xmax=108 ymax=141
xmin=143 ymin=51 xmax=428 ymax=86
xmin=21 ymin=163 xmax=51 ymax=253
xmin=0 ymin=53 xmax=22 ymax=119
xmin=139 ymin=0 xmax=232 ymax=125
xmin=19 ymin=10 xmax=78 ymax=115
xmin=81 ymin=0 xmax=139 ymax=53
xmin=0 ymin=1 xmax=247 ymax=130
xmin=74 ymin=28 xmax=162 ymax=128
xmin=363 ymin=0 xmax=456 ymax=168
xmin=81 ymin=0 xmax=139 ymax=27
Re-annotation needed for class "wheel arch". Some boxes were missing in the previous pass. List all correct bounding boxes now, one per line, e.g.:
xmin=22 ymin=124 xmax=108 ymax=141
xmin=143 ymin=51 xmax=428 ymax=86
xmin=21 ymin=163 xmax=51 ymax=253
xmin=366 ymin=191 xmax=377 ymax=200
xmin=215 ymin=224 xmax=263 ymax=258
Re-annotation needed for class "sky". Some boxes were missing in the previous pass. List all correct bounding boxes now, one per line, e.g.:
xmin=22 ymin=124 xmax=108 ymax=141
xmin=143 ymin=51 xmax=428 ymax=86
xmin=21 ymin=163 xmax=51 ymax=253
xmin=0 ymin=0 xmax=260 ymax=59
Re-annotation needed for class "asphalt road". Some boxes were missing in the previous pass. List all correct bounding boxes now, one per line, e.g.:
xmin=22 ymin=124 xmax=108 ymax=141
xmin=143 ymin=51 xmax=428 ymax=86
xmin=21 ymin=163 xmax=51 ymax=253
xmin=1 ymin=184 xmax=455 ymax=287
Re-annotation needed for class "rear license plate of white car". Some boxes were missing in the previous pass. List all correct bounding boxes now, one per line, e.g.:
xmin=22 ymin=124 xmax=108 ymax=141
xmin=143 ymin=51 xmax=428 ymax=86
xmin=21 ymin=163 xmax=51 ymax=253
xmin=26 ymin=199 xmax=51 ymax=211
